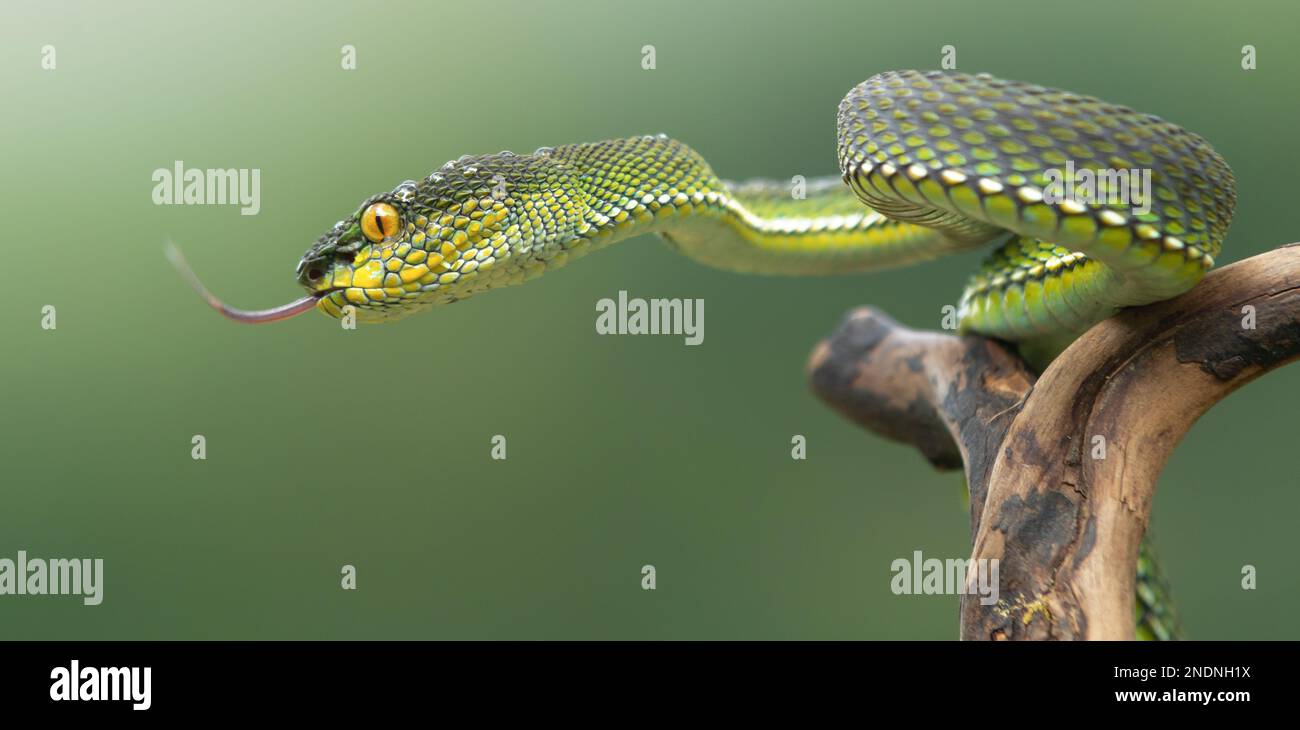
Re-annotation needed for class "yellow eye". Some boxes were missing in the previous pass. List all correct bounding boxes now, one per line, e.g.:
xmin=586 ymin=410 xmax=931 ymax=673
xmin=361 ymin=202 xmax=401 ymax=242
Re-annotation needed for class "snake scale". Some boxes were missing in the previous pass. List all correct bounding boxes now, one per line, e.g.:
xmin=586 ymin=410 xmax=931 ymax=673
xmin=171 ymin=70 xmax=1235 ymax=640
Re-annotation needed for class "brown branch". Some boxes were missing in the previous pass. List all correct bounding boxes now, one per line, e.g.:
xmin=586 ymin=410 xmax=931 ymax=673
xmin=806 ymin=243 xmax=1300 ymax=640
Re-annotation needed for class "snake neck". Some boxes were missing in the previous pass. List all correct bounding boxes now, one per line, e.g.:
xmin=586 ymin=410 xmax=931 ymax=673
xmin=551 ymin=135 xmax=984 ymax=275
xmin=538 ymin=135 xmax=1103 ymax=361
xmin=550 ymin=136 xmax=1106 ymax=360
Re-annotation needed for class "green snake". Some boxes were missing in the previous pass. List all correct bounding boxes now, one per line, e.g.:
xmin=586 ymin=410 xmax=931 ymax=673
xmin=170 ymin=70 xmax=1234 ymax=639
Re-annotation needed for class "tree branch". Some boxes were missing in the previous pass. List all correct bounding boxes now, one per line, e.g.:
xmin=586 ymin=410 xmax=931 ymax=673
xmin=807 ymin=243 xmax=1300 ymax=640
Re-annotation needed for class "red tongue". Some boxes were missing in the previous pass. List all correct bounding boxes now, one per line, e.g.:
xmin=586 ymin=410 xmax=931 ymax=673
xmin=165 ymin=242 xmax=320 ymax=324
xmin=195 ymin=292 xmax=320 ymax=324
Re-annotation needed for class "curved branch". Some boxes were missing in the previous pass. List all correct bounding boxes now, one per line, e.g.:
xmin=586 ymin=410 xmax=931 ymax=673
xmin=806 ymin=309 xmax=1034 ymax=531
xmin=807 ymin=243 xmax=1300 ymax=640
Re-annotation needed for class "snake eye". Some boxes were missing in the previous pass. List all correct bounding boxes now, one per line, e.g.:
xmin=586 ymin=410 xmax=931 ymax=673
xmin=306 ymin=267 xmax=324 ymax=281
xmin=361 ymin=202 xmax=401 ymax=242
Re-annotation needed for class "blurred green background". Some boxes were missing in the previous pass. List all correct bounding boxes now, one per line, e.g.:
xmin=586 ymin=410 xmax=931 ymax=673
xmin=2 ymin=0 xmax=1296 ymax=639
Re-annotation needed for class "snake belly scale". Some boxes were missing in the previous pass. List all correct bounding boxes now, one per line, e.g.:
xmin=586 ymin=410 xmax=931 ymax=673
xmin=170 ymin=70 xmax=1235 ymax=639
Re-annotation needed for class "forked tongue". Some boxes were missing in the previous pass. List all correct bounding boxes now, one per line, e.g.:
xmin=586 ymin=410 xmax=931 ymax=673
xmin=165 ymin=242 xmax=319 ymax=324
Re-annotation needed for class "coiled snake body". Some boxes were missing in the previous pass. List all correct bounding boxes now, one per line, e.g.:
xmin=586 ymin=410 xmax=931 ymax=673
xmin=172 ymin=71 xmax=1235 ymax=639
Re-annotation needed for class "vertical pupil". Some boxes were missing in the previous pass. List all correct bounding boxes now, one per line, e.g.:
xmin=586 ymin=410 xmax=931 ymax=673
xmin=363 ymin=204 xmax=398 ymax=241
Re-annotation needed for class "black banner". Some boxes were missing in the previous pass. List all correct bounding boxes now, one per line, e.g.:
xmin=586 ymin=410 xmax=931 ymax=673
xmin=0 ymin=640 xmax=1290 ymax=716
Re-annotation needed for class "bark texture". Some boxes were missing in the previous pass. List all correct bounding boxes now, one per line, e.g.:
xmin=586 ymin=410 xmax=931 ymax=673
xmin=807 ymin=244 xmax=1300 ymax=639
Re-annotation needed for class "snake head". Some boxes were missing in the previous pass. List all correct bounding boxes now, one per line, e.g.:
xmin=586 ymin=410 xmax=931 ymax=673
xmin=296 ymin=149 xmax=587 ymax=323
